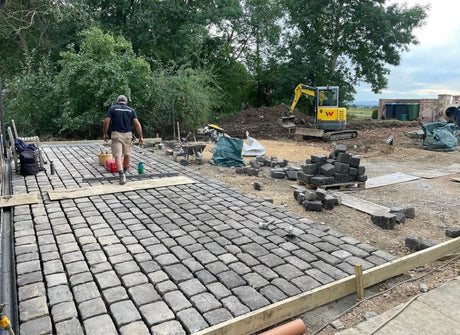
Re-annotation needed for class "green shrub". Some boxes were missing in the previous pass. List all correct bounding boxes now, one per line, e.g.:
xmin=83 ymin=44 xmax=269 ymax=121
xmin=372 ymin=109 xmax=379 ymax=119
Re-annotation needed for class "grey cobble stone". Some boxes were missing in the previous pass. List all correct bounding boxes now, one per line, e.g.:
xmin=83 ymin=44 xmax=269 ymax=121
xmin=190 ymin=292 xmax=222 ymax=313
xmin=163 ymin=264 xmax=193 ymax=283
xmin=217 ymin=270 xmax=246 ymax=289
xmin=51 ymin=301 xmax=78 ymax=322
xmin=110 ymin=300 xmax=141 ymax=327
xmin=177 ymin=308 xmax=209 ymax=333
xmin=243 ymin=272 xmax=269 ymax=289
xmin=128 ymin=283 xmax=161 ymax=307
xmin=121 ymin=272 xmax=148 ymax=287
xmin=291 ymin=275 xmax=321 ymax=291
xmin=83 ymin=315 xmax=117 ymax=335
xmin=273 ymin=264 xmax=304 ymax=280
xmin=228 ymin=262 xmax=252 ymax=276
xmin=260 ymin=284 xmax=288 ymax=303
xmin=79 ymin=297 xmax=107 ymax=320
xmin=220 ymin=295 xmax=250 ymax=317
xmin=271 ymin=278 xmax=302 ymax=296
xmin=120 ymin=321 xmax=150 ymax=335
xmin=73 ymin=282 xmax=100 ymax=303
xmin=340 ymin=244 xmax=370 ymax=258
xmin=55 ymin=318 xmax=84 ymax=335
xmin=19 ymin=296 xmax=48 ymax=322
xmin=232 ymin=286 xmax=270 ymax=310
xmin=18 ymin=282 xmax=46 ymax=302
xmin=178 ymin=278 xmax=207 ymax=298
xmin=345 ymin=256 xmax=374 ymax=270
xmin=164 ymin=290 xmax=192 ymax=312
xmin=49 ymin=284 xmax=73 ymax=305
xmin=140 ymin=301 xmax=174 ymax=326
xmin=156 ymin=280 xmax=178 ymax=295
xmin=150 ymin=320 xmax=186 ymax=335
xmin=203 ymin=308 xmax=233 ymax=325
xmin=20 ymin=316 xmax=52 ymax=335
xmin=102 ymin=287 xmax=129 ymax=305
xmin=312 ymin=261 xmax=348 ymax=280
xmin=69 ymin=272 xmax=92 ymax=286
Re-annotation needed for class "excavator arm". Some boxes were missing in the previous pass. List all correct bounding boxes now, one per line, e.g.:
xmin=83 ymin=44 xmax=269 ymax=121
xmin=286 ymin=84 xmax=316 ymax=116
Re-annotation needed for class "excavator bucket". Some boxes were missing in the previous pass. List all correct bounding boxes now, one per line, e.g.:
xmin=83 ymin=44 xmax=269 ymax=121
xmin=281 ymin=115 xmax=296 ymax=128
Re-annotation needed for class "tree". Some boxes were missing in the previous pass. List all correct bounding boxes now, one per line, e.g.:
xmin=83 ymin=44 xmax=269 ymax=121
xmin=55 ymin=27 xmax=152 ymax=138
xmin=148 ymin=66 xmax=221 ymax=138
xmin=278 ymin=0 xmax=428 ymax=103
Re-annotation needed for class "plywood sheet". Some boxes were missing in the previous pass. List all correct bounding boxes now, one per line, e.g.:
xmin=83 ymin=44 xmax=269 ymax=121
xmin=447 ymin=163 xmax=460 ymax=173
xmin=340 ymin=193 xmax=390 ymax=216
xmin=365 ymin=172 xmax=419 ymax=189
xmin=406 ymin=170 xmax=453 ymax=179
xmin=48 ymin=176 xmax=196 ymax=201
xmin=0 ymin=193 xmax=41 ymax=208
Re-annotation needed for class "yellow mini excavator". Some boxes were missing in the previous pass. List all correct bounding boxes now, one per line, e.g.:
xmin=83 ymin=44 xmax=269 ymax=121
xmin=282 ymin=84 xmax=358 ymax=141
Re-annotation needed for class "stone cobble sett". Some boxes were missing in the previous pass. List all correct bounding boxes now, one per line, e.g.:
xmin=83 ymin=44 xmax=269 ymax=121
xmin=11 ymin=144 xmax=397 ymax=335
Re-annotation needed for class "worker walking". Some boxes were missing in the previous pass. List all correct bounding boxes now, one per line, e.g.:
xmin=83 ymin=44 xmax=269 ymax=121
xmin=103 ymin=95 xmax=144 ymax=184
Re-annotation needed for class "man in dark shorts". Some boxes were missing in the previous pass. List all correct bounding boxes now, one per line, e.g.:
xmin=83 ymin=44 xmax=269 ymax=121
xmin=103 ymin=95 xmax=144 ymax=184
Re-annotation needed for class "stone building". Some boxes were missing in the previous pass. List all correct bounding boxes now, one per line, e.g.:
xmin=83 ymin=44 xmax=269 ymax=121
xmin=378 ymin=94 xmax=460 ymax=122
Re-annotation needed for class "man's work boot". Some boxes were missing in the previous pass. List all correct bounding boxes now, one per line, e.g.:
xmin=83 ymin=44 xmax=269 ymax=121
xmin=119 ymin=172 xmax=126 ymax=185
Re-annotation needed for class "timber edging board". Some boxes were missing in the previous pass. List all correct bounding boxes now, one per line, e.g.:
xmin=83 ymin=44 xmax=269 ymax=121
xmin=192 ymin=237 xmax=460 ymax=335
xmin=47 ymin=175 xmax=197 ymax=200
xmin=0 ymin=193 xmax=41 ymax=208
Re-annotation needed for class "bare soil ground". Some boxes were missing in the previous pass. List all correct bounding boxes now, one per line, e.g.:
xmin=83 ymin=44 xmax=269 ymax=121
xmin=155 ymin=105 xmax=460 ymax=334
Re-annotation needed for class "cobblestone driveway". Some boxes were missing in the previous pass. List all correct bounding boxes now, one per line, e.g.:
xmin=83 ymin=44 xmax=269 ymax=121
xmin=12 ymin=144 xmax=395 ymax=335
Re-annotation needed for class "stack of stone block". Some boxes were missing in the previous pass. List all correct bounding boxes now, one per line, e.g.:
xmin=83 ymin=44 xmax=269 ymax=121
xmin=297 ymin=145 xmax=367 ymax=187
xmin=293 ymin=186 xmax=341 ymax=212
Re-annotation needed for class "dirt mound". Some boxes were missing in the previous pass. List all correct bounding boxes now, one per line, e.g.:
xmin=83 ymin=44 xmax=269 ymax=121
xmin=217 ymin=105 xmax=419 ymax=139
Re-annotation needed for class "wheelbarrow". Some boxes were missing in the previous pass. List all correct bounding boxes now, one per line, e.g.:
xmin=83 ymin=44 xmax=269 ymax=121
xmin=174 ymin=141 xmax=208 ymax=164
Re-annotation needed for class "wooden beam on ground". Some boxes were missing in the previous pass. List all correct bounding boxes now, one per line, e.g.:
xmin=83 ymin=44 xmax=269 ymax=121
xmin=340 ymin=193 xmax=390 ymax=216
xmin=0 ymin=193 xmax=41 ymax=208
xmin=192 ymin=237 xmax=460 ymax=335
xmin=48 ymin=176 xmax=196 ymax=200
xmin=365 ymin=172 xmax=419 ymax=189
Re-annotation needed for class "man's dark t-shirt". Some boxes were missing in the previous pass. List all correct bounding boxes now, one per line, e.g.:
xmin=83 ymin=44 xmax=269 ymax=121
xmin=106 ymin=103 xmax=138 ymax=132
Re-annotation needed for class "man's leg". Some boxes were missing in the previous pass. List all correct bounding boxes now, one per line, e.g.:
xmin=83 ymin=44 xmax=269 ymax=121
xmin=111 ymin=133 xmax=126 ymax=185
xmin=123 ymin=154 xmax=130 ymax=172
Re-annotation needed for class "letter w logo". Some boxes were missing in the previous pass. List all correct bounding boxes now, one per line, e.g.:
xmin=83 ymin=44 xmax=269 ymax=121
xmin=326 ymin=111 xmax=334 ymax=117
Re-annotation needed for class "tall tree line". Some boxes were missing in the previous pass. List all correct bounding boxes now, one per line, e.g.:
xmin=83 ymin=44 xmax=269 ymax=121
xmin=0 ymin=0 xmax=427 ymax=139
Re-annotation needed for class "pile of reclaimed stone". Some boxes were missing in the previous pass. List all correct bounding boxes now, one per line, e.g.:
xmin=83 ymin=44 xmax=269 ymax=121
xmin=237 ymin=156 xmax=299 ymax=179
xmin=293 ymin=187 xmax=342 ymax=212
xmin=297 ymin=144 xmax=367 ymax=187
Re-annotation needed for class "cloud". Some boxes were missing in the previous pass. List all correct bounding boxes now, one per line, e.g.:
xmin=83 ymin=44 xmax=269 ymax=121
xmin=355 ymin=0 xmax=460 ymax=101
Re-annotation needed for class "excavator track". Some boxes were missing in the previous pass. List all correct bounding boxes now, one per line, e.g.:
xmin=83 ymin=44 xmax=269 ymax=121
xmin=323 ymin=130 xmax=358 ymax=141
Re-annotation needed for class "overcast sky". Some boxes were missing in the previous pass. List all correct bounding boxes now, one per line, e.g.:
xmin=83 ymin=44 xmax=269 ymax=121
xmin=354 ymin=0 xmax=460 ymax=102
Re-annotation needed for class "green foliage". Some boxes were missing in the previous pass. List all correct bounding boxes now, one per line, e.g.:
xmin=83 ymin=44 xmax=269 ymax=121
xmin=4 ymin=58 xmax=58 ymax=136
xmin=148 ymin=66 xmax=221 ymax=138
xmin=55 ymin=27 xmax=151 ymax=138
xmin=0 ymin=1 xmax=429 ymax=140
xmin=372 ymin=109 xmax=379 ymax=119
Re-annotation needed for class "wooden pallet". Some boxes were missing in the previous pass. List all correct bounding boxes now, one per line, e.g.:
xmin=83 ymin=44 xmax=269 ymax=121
xmin=297 ymin=179 xmax=366 ymax=190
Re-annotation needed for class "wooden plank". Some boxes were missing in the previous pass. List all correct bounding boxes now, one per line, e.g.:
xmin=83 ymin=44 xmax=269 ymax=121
xmin=0 ymin=193 xmax=41 ymax=208
xmin=193 ymin=237 xmax=460 ymax=335
xmin=340 ymin=193 xmax=390 ymax=216
xmin=365 ymin=172 xmax=419 ymax=189
xmin=48 ymin=176 xmax=196 ymax=200
xmin=406 ymin=170 xmax=453 ymax=179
